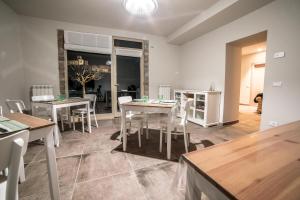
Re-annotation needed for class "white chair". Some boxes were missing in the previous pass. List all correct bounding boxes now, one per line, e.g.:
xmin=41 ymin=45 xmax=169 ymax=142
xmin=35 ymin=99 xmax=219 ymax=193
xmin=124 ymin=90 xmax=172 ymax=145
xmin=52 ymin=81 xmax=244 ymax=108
xmin=118 ymin=96 xmax=145 ymax=148
xmin=72 ymin=94 xmax=98 ymax=133
xmin=0 ymin=130 xmax=29 ymax=200
xmin=5 ymin=99 xmax=26 ymax=113
xmin=0 ymin=106 xmax=3 ymax=117
xmin=159 ymin=99 xmax=193 ymax=153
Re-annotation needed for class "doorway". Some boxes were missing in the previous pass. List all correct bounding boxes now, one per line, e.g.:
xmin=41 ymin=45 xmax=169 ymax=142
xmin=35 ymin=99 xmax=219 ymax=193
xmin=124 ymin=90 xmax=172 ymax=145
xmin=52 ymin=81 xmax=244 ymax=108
xmin=224 ymin=31 xmax=267 ymax=130
xmin=112 ymin=38 xmax=144 ymax=116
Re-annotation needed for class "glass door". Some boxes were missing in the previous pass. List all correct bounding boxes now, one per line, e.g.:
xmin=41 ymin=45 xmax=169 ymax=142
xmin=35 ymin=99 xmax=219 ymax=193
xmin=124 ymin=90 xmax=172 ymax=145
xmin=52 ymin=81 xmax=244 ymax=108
xmin=67 ymin=50 xmax=113 ymax=116
xmin=113 ymin=47 xmax=143 ymax=116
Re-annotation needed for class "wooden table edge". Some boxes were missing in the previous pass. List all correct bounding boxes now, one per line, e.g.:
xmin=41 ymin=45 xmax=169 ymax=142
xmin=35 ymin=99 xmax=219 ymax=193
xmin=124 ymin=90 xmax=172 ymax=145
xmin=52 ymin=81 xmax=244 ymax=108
xmin=29 ymin=123 xmax=55 ymax=131
xmin=6 ymin=113 xmax=55 ymax=131
xmin=182 ymin=155 xmax=237 ymax=200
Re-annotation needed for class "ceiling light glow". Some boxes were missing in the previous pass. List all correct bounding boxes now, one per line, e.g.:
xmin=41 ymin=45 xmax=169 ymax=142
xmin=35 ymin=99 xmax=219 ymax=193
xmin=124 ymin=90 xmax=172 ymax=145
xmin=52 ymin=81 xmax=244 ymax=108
xmin=123 ymin=0 xmax=158 ymax=16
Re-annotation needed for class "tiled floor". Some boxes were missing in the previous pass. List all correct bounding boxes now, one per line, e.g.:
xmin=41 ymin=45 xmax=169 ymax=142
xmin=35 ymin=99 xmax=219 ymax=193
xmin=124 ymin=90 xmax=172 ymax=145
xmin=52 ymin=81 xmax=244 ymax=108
xmin=20 ymin=110 xmax=260 ymax=200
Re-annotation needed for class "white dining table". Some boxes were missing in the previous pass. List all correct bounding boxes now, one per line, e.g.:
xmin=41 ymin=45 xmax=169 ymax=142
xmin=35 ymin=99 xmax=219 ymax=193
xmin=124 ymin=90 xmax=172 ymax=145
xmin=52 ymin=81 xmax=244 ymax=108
xmin=121 ymin=101 xmax=177 ymax=160
xmin=31 ymin=98 xmax=91 ymax=146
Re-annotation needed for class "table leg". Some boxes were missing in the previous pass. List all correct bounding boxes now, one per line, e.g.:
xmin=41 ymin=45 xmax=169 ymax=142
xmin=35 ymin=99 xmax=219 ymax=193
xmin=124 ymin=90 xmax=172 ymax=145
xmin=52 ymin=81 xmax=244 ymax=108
xmin=19 ymin=157 xmax=25 ymax=183
xmin=44 ymin=127 xmax=60 ymax=200
xmin=52 ymin=106 xmax=60 ymax=147
xmin=122 ymin=109 xmax=127 ymax=151
xmin=167 ymin=110 xmax=172 ymax=160
xmin=86 ymin=103 xmax=91 ymax=133
xmin=185 ymin=165 xmax=202 ymax=200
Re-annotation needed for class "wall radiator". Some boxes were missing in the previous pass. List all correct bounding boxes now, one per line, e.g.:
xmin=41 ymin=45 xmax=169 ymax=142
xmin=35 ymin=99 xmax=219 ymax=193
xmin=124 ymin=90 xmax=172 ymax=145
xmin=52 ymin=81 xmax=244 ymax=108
xmin=31 ymin=85 xmax=54 ymax=102
xmin=159 ymin=85 xmax=171 ymax=100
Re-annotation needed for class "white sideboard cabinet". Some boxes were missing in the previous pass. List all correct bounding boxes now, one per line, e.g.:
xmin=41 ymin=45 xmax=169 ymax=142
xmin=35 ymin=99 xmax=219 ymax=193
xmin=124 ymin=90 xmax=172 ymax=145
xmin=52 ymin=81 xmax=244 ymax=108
xmin=174 ymin=90 xmax=221 ymax=127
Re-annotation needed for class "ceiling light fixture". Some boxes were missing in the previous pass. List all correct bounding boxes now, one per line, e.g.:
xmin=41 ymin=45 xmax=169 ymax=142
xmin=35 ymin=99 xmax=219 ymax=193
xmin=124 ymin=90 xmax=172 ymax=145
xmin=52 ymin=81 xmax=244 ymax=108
xmin=123 ymin=0 xmax=158 ymax=16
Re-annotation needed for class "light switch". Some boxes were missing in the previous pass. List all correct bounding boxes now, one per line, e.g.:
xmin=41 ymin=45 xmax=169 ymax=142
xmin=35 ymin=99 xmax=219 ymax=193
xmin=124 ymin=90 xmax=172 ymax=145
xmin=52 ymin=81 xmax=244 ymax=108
xmin=272 ymin=81 xmax=282 ymax=87
xmin=273 ymin=51 xmax=285 ymax=58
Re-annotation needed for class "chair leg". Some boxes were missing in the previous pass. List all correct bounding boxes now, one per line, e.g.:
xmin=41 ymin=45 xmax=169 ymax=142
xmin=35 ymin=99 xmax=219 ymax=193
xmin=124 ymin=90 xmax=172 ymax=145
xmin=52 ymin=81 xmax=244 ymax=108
xmin=93 ymin=111 xmax=98 ymax=128
xmin=146 ymin=119 xmax=149 ymax=140
xmin=174 ymin=127 xmax=177 ymax=140
xmin=81 ymin=114 xmax=85 ymax=133
xmin=159 ymin=128 xmax=163 ymax=153
xmin=138 ymin=127 xmax=142 ymax=148
xmin=68 ymin=107 xmax=72 ymax=128
xmin=72 ymin=115 xmax=76 ymax=131
xmin=183 ymin=126 xmax=188 ymax=153
xmin=146 ymin=114 xmax=149 ymax=140
xmin=60 ymin=113 xmax=64 ymax=132
xmin=165 ymin=130 xmax=167 ymax=144
xmin=19 ymin=156 xmax=25 ymax=183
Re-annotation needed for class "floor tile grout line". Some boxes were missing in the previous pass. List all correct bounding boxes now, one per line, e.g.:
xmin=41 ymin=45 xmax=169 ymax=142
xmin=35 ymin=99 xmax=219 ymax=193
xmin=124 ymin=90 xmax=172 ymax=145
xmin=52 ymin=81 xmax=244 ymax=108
xmin=25 ymin=147 xmax=45 ymax=168
xmin=70 ymin=153 xmax=83 ymax=200
xmin=126 ymin=153 xmax=149 ymax=200
xmin=27 ymin=153 xmax=83 ymax=165
xmin=75 ymin=170 xmax=132 ymax=185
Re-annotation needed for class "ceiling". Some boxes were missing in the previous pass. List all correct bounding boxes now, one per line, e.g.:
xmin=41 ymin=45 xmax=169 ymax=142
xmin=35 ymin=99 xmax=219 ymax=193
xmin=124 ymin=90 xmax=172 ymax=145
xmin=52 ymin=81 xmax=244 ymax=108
xmin=4 ymin=0 xmax=275 ymax=44
xmin=3 ymin=0 xmax=219 ymax=36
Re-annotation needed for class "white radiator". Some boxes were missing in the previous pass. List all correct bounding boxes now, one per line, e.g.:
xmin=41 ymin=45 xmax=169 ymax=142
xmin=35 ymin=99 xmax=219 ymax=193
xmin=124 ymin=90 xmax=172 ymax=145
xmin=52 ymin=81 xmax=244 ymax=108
xmin=159 ymin=85 xmax=171 ymax=100
xmin=31 ymin=85 xmax=54 ymax=102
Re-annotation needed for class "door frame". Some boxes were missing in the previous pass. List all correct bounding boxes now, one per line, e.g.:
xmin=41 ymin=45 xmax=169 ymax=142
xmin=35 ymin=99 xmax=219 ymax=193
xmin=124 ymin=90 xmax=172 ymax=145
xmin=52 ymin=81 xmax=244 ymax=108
xmin=112 ymin=37 xmax=145 ymax=117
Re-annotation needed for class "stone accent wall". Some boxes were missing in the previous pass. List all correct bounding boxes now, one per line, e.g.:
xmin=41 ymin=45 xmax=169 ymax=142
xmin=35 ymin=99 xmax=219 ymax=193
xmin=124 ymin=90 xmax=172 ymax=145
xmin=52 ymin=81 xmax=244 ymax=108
xmin=143 ymin=40 xmax=149 ymax=96
xmin=57 ymin=29 xmax=66 ymax=95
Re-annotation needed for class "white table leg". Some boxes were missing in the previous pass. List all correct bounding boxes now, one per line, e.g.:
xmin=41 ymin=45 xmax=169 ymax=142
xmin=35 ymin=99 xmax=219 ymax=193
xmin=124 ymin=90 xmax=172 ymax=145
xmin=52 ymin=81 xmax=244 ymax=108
xmin=19 ymin=157 xmax=25 ymax=183
xmin=52 ymin=106 xmax=60 ymax=147
xmin=86 ymin=103 xmax=91 ymax=133
xmin=122 ymin=109 xmax=127 ymax=151
xmin=167 ymin=110 xmax=172 ymax=160
xmin=185 ymin=165 xmax=202 ymax=200
xmin=44 ymin=126 xmax=60 ymax=200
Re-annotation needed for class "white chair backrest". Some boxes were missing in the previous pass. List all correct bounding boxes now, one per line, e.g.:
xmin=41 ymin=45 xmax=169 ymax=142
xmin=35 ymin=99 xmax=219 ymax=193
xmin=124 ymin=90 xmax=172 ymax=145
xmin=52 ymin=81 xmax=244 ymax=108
xmin=118 ymin=96 xmax=133 ymax=114
xmin=0 ymin=106 xmax=3 ymax=117
xmin=6 ymin=100 xmax=26 ymax=113
xmin=84 ymin=94 xmax=97 ymax=110
xmin=182 ymin=99 xmax=194 ymax=125
xmin=0 ymin=130 xmax=29 ymax=200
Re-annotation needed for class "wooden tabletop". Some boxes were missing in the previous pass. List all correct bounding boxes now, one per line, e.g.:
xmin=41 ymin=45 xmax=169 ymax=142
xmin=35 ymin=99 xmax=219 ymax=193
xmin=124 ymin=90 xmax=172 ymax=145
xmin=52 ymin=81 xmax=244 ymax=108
xmin=123 ymin=101 xmax=176 ymax=108
xmin=183 ymin=121 xmax=300 ymax=200
xmin=6 ymin=113 xmax=55 ymax=130
xmin=35 ymin=98 xmax=89 ymax=105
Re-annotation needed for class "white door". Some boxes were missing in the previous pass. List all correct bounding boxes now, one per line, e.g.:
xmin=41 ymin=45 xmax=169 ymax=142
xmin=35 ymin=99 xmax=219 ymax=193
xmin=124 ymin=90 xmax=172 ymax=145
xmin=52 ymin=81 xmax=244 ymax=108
xmin=240 ymin=64 xmax=251 ymax=104
xmin=251 ymin=66 xmax=265 ymax=105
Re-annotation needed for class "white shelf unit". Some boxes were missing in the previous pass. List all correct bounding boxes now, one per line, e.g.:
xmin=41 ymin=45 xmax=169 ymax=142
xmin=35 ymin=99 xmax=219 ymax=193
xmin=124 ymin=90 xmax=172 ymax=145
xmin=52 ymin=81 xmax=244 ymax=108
xmin=174 ymin=90 xmax=221 ymax=127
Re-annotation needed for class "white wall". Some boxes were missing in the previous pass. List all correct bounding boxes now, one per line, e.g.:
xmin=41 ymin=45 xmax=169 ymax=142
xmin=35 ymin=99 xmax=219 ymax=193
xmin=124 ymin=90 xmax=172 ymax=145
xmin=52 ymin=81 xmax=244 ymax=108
xmin=19 ymin=16 xmax=180 ymax=104
xmin=180 ymin=0 xmax=300 ymax=129
xmin=0 ymin=1 xmax=25 ymax=113
xmin=240 ymin=51 xmax=266 ymax=105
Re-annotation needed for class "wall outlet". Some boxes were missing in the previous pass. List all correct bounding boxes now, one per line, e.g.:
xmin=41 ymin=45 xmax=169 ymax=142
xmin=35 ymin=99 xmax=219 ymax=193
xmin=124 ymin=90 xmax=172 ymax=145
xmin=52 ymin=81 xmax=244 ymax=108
xmin=272 ymin=81 xmax=282 ymax=87
xmin=269 ymin=121 xmax=279 ymax=127
xmin=273 ymin=51 xmax=285 ymax=58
